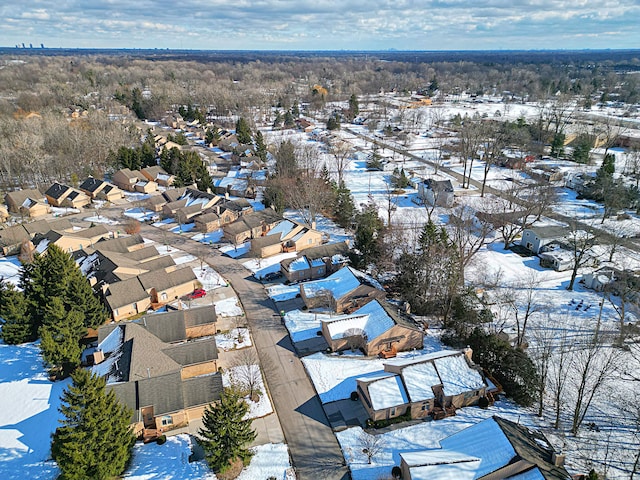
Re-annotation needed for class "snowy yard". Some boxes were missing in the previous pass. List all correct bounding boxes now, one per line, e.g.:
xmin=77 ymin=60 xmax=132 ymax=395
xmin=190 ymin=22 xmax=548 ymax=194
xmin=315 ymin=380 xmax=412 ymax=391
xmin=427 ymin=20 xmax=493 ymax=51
xmin=222 ymin=365 xmax=273 ymax=419
xmin=215 ymin=328 xmax=252 ymax=351
xmin=214 ymin=297 xmax=244 ymax=317
xmin=266 ymin=284 xmax=300 ymax=302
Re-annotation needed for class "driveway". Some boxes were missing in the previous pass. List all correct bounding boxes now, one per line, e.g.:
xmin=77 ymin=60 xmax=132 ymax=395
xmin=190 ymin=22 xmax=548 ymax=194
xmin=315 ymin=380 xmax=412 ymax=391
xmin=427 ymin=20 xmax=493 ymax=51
xmin=138 ymin=224 xmax=349 ymax=480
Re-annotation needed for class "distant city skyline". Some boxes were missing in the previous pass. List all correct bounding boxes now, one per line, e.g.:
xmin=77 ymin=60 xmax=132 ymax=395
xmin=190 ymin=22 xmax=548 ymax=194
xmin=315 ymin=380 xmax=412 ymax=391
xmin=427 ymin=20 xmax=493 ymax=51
xmin=1 ymin=1 xmax=639 ymax=51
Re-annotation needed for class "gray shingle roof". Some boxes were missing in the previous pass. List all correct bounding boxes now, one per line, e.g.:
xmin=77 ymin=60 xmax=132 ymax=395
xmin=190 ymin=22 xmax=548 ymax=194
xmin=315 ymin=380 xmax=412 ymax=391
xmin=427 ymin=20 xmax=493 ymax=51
xmin=182 ymin=374 xmax=223 ymax=409
xmin=105 ymin=277 xmax=149 ymax=311
xmin=163 ymin=338 xmax=219 ymax=365
xmin=96 ymin=234 xmax=144 ymax=253
xmin=138 ymin=267 xmax=197 ymax=292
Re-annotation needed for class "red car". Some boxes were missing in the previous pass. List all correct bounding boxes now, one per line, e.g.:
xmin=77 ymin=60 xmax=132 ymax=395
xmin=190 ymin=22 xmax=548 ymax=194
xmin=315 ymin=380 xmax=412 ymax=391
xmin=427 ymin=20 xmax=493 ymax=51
xmin=187 ymin=288 xmax=206 ymax=299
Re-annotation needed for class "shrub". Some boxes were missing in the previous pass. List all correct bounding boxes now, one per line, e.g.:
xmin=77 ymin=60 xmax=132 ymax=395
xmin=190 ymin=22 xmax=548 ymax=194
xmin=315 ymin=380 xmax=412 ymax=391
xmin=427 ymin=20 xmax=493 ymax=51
xmin=124 ymin=218 xmax=141 ymax=235
xmin=350 ymin=391 xmax=359 ymax=401
xmin=391 ymin=466 xmax=402 ymax=479
xmin=477 ymin=396 xmax=490 ymax=409
xmin=156 ymin=435 xmax=167 ymax=445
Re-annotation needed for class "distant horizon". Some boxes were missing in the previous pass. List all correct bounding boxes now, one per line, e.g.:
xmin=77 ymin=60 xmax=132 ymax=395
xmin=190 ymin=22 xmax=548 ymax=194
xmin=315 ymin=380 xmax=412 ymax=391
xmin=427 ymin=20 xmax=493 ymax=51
xmin=2 ymin=2 xmax=639 ymax=52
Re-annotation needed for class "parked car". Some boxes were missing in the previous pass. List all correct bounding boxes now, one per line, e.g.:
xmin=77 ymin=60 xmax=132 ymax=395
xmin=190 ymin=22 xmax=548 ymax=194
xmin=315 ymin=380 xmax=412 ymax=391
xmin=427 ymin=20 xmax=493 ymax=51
xmin=186 ymin=288 xmax=206 ymax=299
xmin=262 ymin=271 xmax=283 ymax=282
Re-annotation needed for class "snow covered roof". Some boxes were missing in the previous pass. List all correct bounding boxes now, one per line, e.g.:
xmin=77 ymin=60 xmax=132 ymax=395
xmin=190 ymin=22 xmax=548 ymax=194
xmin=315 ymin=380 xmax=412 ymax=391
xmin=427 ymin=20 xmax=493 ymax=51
xmin=360 ymin=373 xmax=409 ymax=411
xmin=287 ymin=256 xmax=310 ymax=272
xmin=91 ymin=326 xmax=125 ymax=383
xmin=401 ymin=450 xmax=481 ymax=480
xmin=322 ymin=301 xmax=395 ymax=341
xmin=439 ymin=417 xmax=517 ymax=478
xmin=301 ymin=266 xmax=382 ymax=300
xmin=400 ymin=361 xmax=440 ymax=401
xmin=435 ymin=354 xmax=485 ymax=396
xmin=267 ymin=220 xmax=297 ymax=240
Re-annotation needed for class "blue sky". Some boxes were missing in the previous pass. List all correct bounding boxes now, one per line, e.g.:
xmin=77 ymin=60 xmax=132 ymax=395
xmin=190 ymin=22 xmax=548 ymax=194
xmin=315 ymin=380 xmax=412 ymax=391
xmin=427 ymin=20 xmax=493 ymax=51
xmin=1 ymin=1 xmax=639 ymax=50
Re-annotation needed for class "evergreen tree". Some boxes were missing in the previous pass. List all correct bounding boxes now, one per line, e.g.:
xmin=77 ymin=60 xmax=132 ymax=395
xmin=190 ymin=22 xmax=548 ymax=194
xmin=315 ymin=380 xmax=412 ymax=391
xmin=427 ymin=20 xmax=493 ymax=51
xmin=235 ymin=117 xmax=253 ymax=144
xmin=348 ymin=94 xmax=359 ymax=120
xmin=66 ymin=273 xmax=107 ymax=329
xmin=263 ymin=181 xmax=285 ymax=213
xmin=283 ymin=110 xmax=295 ymax=128
xmin=254 ymin=130 xmax=268 ymax=162
xmin=0 ymin=281 xmax=35 ymax=344
xmin=40 ymin=298 xmax=85 ymax=377
xmin=550 ymin=132 xmax=565 ymax=158
xmin=272 ymin=111 xmax=283 ymax=130
xmin=274 ymin=140 xmax=297 ymax=178
xmin=334 ymin=182 xmax=356 ymax=229
xmin=291 ymin=102 xmax=300 ymax=117
xmin=391 ymin=167 xmax=410 ymax=188
xmin=198 ymin=391 xmax=256 ymax=474
xmin=52 ymin=369 xmax=136 ymax=480
xmin=350 ymin=203 xmax=384 ymax=269
xmin=326 ymin=113 xmax=341 ymax=131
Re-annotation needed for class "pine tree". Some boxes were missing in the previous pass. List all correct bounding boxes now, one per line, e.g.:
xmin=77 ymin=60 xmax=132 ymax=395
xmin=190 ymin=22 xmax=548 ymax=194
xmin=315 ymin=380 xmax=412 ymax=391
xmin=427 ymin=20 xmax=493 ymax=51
xmin=350 ymin=203 xmax=384 ymax=269
xmin=198 ymin=391 xmax=256 ymax=474
xmin=52 ymin=369 xmax=136 ymax=480
xmin=235 ymin=118 xmax=253 ymax=144
xmin=66 ymin=272 xmax=107 ymax=329
xmin=348 ymin=94 xmax=359 ymax=120
xmin=254 ymin=130 xmax=268 ymax=163
xmin=0 ymin=281 xmax=35 ymax=344
xmin=40 ymin=297 xmax=85 ymax=377
xmin=334 ymin=182 xmax=356 ymax=229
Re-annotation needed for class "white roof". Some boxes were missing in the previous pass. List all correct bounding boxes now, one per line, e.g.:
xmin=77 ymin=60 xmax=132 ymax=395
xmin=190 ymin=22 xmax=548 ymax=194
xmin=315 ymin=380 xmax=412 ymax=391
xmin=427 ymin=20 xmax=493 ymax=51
xmin=288 ymin=256 xmax=310 ymax=272
xmin=439 ymin=418 xmax=516 ymax=478
xmin=323 ymin=301 xmax=395 ymax=341
xmin=364 ymin=373 xmax=409 ymax=410
xmin=434 ymin=354 xmax=485 ymax=396
xmin=402 ymin=450 xmax=481 ymax=480
xmin=267 ymin=220 xmax=297 ymax=239
xmin=91 ymin=326 xmax=125 ymax=384
xmin=401 ymin=361 xmax=440 ymax=401
xmin=384 ymin=349 xmax=459 ymax=368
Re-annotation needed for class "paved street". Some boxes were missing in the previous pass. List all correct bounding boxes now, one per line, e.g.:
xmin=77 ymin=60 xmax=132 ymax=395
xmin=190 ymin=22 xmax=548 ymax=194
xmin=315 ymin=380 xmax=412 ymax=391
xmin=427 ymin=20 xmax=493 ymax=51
xmin=138 ymin=224 xmax=349 ymax=480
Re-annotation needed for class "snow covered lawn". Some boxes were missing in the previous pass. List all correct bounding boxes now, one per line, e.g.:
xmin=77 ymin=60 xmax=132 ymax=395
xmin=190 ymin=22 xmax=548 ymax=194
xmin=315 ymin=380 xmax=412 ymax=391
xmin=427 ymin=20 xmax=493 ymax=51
xmin=124 ymin=207 xmax=156 ymax=222
xmin=220 ymin=242 xmax=250 ymax=258
xmin=83 ymin=215 xmax=120 ymax=225
xmin=0 ymin=342 xmax=69 ymax=480
xmin=215 ymin=328 xmax=252 ymax=351
xmin=283 ymin=309 xmax=323 ymax=342
xmin=0 ymin=256 xmax=22 ymax=287
xmin=266 ymin=284 xmax=300 ymax=302
xmin=214 ymin=297 xmax=244 ymax=317
xmin=222 ymin=365 xmax=273 ymax=419
xmin=191 ymin=229 xmax=224 ymax=245
xmin=194 ymin=265 xmax=227 ymax=291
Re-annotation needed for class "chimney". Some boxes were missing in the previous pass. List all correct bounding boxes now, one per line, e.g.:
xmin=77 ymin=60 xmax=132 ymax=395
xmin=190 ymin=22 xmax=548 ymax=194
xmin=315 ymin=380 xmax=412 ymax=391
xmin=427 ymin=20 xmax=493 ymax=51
xmin=463 ymin=346 xmax=473 ymax=363
xmin=311 ymin=220 xmax=317 ymax=230
xmin=92 ymin=349 xmax=105 ymax=365
xmin=551 ymin=451 xmax=565 ymax=467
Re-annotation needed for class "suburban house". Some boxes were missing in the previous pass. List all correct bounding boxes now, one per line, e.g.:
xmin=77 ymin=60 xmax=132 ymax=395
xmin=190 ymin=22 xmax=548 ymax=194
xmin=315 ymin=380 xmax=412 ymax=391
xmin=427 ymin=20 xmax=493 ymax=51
xmin=0 ymin=218 xmax=73 ymax=255
xmin=92 ymin=319 xmax=222 ymax=436
xmin=138 ymin=266 xmax=198 ymax=305
xmin=79 ymin=177 xmax=124 ymax=202
xmin=417 ymin=178 xmax=455 ymax=207
xmin=539 ymin=248 xmax=575 ymax=271
xmin=112 ymin=168 xmax=158 ymax=193
xmin=321 ymin=300 xmax=424 ymax=356
xmin=399 ymin=416 xmax=571 ymax=480
xmin=222 ymin=208 xmax=283 ymax=245
xmin=146 ymin=195 xmax=168 ymax=212
xmin=249 ymin=219 xmax=325 ymax=258
xmin=300 ymin=266 xmax=386 ymax=313
xmin=280 ymin=241 xmax=350 ymax=283
xmin=94 ymin=233 xmax=148 ymax=253
xmin=520 ymin=226 xmax=568 ymax=254
xmin=194 ymin=212 xmax=222 ymax=233
xmin=4 ymin=189 xmax=50 ymax=218
xmin=31 ymin=224 xmax=112 ymax=254
xmin=161 ymin=188 xmax=220 ymax=220
xmin=375 ymin=349 xmax=486 ymax=420
xmin=44 ymin=182 xmax=91 ymax=209
xmin=141 ymin=166 xmax=175 ymax=187
xmin=103 ymin=276 xmax=153 ymax=321
xmin=134 ymin=306 xmax=218 ymax=342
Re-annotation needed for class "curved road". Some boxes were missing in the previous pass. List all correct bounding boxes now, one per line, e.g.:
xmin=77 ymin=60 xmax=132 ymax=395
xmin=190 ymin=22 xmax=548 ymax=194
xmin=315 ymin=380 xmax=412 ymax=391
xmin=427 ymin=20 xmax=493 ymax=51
xmin=138 ymin=224 xmax=349 ymax=480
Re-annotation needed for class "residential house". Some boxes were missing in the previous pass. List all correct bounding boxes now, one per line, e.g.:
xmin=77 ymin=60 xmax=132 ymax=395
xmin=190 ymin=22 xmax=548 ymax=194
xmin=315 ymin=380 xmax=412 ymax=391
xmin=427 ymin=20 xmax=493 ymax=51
xmin=0 ymin=218 xmax=73 ymax=255
xmin=92 ymin=321 xmax=222 ymax=435
xmin=194 ymin=212 xmax=222 ymax=233
xmin=141 ymin=166 xmax=175 ymax=187
xmin=321 ymin=300 xmax=423 ymax=357
xmin=520 ymin=226 xmax=568 ymax=254
xmin=539 ymin=248 xmax=575 ymax=271
xmin=135 ymin=306 xmax=218 ymax=342
xmin=399 ymin=416 xmax=571 ymax=480
xmin=417 ymin=178 xmax=455 ymax=207
xmin=31 ymin=225 xmax=112 ymax=254
xmin=378 ymin=349 xmax=487 ymax=420
xmin=355 ymin=373 xmax=410 ymax=421
xmin=138 ymin=267 xmax=198 ymax=305
xmin=44 ymin=182 xmax=91 ymax=209
xmin=582 ymin=267 xmax=617 ymax=292
xmin=112 ymin=168 xmax=157 ymax=193
xmin=222 ymin=208 xmax=282 ymax=245
xmin=79 ymin=177 xmax=124 ymax=202
xmin=103 ymin=276 xmax=153 ymax=321
xmin=300 ymin=266 xmax=386 ymax=313
xmin=4 ymin=189 xmax=48 ymax=217
xmin=146 ymin=195 xmax=168 ymax=212
xmin=95 ymin=233 xmax=147 ymax=253
xmin=280 ymin=241 xmax=350 ymax=283
xmin=249 ymin=219 xmax=325 ymax=258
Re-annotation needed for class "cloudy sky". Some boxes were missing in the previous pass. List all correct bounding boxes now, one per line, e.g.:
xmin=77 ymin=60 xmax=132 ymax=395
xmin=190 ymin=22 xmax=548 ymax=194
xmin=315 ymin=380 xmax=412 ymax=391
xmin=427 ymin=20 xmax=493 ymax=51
xmin=1 ymin=1 xmax=639 ymax=50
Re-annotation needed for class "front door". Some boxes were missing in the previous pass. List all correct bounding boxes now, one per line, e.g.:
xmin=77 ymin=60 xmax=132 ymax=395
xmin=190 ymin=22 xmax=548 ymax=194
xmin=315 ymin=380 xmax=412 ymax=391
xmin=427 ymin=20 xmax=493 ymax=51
xmin=141 ymin=406 xmax=155 ymax=429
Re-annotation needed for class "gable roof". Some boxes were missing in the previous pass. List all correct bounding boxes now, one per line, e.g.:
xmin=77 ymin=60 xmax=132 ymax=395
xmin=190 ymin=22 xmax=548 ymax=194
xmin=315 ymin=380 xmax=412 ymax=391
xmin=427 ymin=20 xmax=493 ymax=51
xmin=424 ymin=178 xmax=454 ymax=192
xmin=4 ymin=188 xmax=44 ymax=209
xmin=359 ymin=373 xmax=409 ymax=411
xmin=104 ymin=277 xmax=149 ymax=311
xmin=302 ymin=266 xmax=383 ymax=301
xmin=79 ymin=177 xmax=106 ymax=193
xmin=133 ymin=306 xmax=216 ymax=343
xmin=45 ymin=182 xmax=72 ymax=200
xmin=525 ymin=225 xmax=567 ymax=240
xmin=138 ymin=266 xmax=197 ymax=292
xmin=95 ymin=234 xmax=145 ymax=253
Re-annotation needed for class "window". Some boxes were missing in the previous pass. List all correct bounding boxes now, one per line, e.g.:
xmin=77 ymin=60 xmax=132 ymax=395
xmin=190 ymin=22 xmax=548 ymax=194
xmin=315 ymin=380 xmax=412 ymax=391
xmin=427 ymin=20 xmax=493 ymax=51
xmin=390 ymin=407 xmax=396 ymax=416
xmin=113 ymin=309 xmax=119 ymax=317
xmin=318 ymin=267 xmax=325 ymax=275
xmin=161 ymin=293 xmax=168 ymax=301
xmin=161 ymin=416 xmax=173 ymax=426
xmin=421 ymin=402 xmax=428 ymax=411
xmin=308 ymin=238 xmax=313 ymax=244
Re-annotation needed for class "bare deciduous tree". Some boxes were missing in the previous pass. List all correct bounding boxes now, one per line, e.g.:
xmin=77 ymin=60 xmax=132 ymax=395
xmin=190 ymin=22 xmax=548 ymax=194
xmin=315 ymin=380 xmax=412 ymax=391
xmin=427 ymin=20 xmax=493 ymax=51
xmin=358 ymin=430 xmax=383 ymax=464
xmin=228 ymin=348 xmax=263 ymax=400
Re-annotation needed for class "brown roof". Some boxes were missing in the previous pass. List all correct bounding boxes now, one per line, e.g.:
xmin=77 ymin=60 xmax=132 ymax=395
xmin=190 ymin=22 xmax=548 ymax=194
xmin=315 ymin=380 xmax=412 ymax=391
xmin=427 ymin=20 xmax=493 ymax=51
xmin=104 ymin=277 xmax=149 ymax=311
xmin=138 ymin=267 xmax=197 ymax=292
xmin=4 ymin=189 xmax=44 ymax=211
xmin=96 ymin=234 xmax=145 ymax=253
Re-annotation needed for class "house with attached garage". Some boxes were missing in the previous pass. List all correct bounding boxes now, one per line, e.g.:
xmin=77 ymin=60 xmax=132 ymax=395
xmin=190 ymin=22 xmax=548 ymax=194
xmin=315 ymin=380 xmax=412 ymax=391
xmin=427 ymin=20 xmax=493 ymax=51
xmin=4 ymin=188 xmax=50 ymax=218
xmin=79 ymin=177 xmax=124 ymax=202
xmin=222 ymin=208 xmax=283 ymax=245
xmin=399 ymin=416 xmax=571 ymax=480
xmin=44 ymin=182 xmax=91 ymax=209
xmin=31 ymin=224 xmax=113 ymax=254
xmin=0 ymin=218 xmax=73 ymax=256
xmin=520 ymin=225 xmax=567 ymax=254
xmin=417 ymin=178 xmax=455 ymax=207
xmin=91 ymin=319 xmax=222 ymax=438
xmin=112 ymin=168 xmax=158 ymax=193
xmin=140 ymin=166 xmax=175 ymax=187
xmin=356 ymin=349 xmax=488 ymax=422
xmin=300 ymin=266 xmax=386 ymax=313
xmin=249 ymin=219 xmax=325 ymax=258
xmin=280 ymin=241 xmax=350 ymax=283
xmin=321 ymin=299 xmax=423 ymax=357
